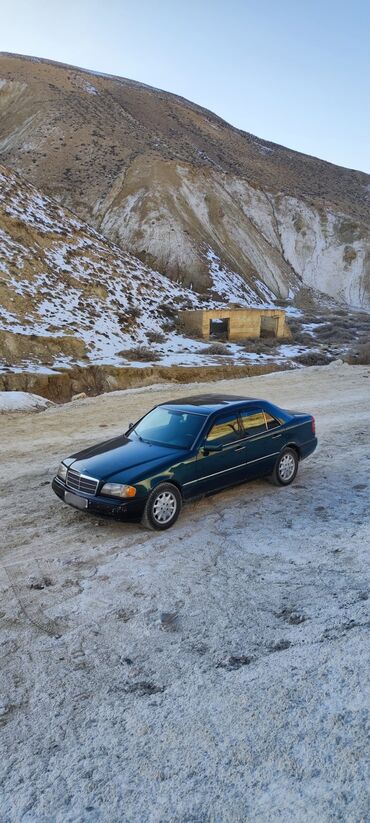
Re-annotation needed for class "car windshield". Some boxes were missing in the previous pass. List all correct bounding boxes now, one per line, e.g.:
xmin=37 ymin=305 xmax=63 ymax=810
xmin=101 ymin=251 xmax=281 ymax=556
xmin=128 ymin=407 xmax=205 ymax=449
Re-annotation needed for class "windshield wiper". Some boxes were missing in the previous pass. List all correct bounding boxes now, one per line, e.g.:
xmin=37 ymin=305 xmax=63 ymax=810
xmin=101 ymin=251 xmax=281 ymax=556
xmin=130 ymin=429 xmax=143 ymax=442
xmin=132 ymin=430 xmax=152 ymax=444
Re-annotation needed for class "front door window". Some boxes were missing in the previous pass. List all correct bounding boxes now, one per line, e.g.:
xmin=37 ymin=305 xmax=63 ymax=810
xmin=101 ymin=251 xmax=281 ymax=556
xmin=195 ymin=412 xmax=245 ymax=492
xmin=206 ymin=413 xmax=241 ymax=446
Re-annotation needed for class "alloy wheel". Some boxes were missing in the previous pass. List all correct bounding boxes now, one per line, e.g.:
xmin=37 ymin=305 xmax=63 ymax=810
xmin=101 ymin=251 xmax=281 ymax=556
xmin=278 ymin=452 xmax=296 ymax=482
xmin=152 ymin=491 xmax=177 ymax=524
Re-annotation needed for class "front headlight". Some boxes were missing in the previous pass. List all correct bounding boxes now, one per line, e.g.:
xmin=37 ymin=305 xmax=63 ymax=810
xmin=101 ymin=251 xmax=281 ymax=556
xmin=101 ymin=483 xmax=137 ymax=498
xmin=57 ymin=463 xmax=67 ymax=482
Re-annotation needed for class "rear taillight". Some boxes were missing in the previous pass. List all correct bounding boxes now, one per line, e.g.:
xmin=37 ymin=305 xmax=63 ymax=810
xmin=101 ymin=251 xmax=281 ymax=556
xmin=311 ymin=416 xmax=316 ymax=435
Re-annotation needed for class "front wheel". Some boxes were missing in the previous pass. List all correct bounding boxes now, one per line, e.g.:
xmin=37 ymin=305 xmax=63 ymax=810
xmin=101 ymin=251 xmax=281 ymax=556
xmin=141 ymin=482 xmax=182 ymax=531
xmin=271 ymin=447 xmax=299 ymax=486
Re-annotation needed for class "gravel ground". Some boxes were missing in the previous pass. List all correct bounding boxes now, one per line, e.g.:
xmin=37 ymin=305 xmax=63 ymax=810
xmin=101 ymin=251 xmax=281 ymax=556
xmin=1 ymin=363 xmax=370 ymax=822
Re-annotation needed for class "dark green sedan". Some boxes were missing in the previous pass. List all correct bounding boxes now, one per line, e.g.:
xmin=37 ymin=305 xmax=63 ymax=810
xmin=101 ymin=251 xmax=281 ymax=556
xmin=52 ymin=394 xmax=317 ymax=530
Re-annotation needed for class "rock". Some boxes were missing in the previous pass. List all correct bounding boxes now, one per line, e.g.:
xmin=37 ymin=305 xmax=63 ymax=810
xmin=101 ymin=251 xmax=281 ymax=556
xmin=160 ymin=611 xmax=179 ymax=631
xmin=217 ymin=655 xmax=253 ymax=670
xmin=269 ymin=639 xmax=292 ymax=652
xmin=326 ymin=358 xmax=344 ymax=369
xmin=71 ymin=392 xmax=87 ymax=401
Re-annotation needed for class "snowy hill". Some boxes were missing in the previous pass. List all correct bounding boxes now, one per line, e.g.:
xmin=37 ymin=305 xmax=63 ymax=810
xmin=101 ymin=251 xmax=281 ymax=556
xmin=0 ymin=164 xmax=282 ymax=372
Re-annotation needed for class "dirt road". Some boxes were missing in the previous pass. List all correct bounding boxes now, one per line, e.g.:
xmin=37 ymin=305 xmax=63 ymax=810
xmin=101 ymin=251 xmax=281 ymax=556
xmin=1 ymin=363 xmax=370 ymax=822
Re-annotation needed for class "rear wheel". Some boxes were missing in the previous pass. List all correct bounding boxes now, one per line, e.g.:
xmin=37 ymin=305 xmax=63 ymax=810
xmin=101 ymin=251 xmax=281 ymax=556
xmin=271 ymin=447 xmax=298 ymax=486
xmin=141 ymin=482 xmax=182 ymax=531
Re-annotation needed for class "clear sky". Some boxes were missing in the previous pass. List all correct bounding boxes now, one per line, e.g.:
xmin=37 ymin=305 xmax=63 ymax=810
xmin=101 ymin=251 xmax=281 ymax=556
xmin=2 ymin=0 xmax=369 ymax=173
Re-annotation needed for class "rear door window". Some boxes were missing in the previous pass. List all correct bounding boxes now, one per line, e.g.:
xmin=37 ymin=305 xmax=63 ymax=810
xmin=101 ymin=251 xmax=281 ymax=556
xmin=264 ymin=411 xmax=281 ymax=430
xmin=240 ymin=409 xmax=267 ymax=437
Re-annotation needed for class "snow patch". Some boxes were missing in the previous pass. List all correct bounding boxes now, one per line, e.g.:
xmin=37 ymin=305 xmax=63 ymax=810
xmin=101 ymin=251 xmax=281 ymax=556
xmin=0 ymin=391 xmax=54 ymax=413
xmin=206 ymin=249 xmax=270 ymax=306
xmin=83 ymin=82 xmax=98 ymax=95
xmin=254 ymin=141 xmax=274 ymax=155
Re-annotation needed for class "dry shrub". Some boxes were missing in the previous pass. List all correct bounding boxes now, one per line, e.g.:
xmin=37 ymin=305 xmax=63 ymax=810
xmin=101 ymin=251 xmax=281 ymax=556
xmin=118 ymin=346 xmax=161 ymax=362
xmin=345 ymin=342 xmax=370 ymax=365
xmin=160 ymin=305 xmax=177 ymax=319
xmin=301 ymin=313 xmax=323 ymax=324
xmin=315 ymin=323 xmax=358 ymax=344
xmin=125 ymin=306 xmax=141 ymax=320
xmin=354 ymin=318 xmax=370 ymax=336
xmin=292 ymin=332 xmax=317 ymax=345
xmin=245 ymin=337 xmax=278 ymax=351
xmin=315 ymin=326 xmax=337 ymax=341
xmin=203 ymin=342 xmax=229 ymax=355
xmin=294 ymin=352 xmax=332 ymax=366
xmin=146 ymin=331 xmax=165 ymax=344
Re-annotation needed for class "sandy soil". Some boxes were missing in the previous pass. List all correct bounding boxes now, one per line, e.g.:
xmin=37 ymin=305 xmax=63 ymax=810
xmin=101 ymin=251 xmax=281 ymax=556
xmin=1 ymin=363 xmax=370 ymax=822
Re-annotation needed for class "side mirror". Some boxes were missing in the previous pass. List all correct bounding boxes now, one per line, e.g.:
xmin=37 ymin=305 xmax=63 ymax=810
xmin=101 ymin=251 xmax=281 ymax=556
xmin=128 ymin=422 xmax=134 ymax=430
xmin=202 ymin=442 xmax=223 ymax=455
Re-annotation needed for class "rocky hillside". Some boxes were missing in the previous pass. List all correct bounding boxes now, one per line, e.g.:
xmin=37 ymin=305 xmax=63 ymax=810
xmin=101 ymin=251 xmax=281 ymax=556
xmin=0 ymin=53 xmax=369 ymax=307
xmin=1 ymin=163 xmax=281 ymax=372
xmin=0 ymin=163 xmax=195 ymax=370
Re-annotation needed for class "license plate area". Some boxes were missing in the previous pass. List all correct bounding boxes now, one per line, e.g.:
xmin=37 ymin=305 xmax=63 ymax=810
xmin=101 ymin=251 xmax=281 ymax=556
xmin=65 ymin=491 xmax=88 ymax=510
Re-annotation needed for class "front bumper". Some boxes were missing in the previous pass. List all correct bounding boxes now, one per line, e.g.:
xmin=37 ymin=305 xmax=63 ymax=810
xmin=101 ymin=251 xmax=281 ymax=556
xmin=52 ymin=477 xmax=146 ymax=520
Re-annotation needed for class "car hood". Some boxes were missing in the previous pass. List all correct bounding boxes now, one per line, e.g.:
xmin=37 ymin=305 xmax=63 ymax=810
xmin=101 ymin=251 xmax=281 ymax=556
xmin=67 ymin=434 xmax=187 ymax=481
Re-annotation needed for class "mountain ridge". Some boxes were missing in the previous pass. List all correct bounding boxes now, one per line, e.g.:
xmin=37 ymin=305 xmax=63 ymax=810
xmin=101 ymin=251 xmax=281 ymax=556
xmin=1 ymin=52 xmax=369 ymax=179
xmin=0 ymin=52 xmax=369 ymax=307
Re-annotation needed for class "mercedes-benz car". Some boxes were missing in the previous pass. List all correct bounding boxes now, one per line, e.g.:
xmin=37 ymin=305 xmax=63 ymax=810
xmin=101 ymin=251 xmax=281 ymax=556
xmin=52 ymin=394 xmax=317 ymax=530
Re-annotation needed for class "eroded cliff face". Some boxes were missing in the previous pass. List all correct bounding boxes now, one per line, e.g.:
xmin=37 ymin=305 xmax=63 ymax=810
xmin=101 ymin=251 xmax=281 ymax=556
xmin=95 ymin=160 xmax=370 ymax=306
xmin=96 ymin=159 xmax=298 ymax=298
xmin=0 ymin=54 xmax=369 ymax=308
xmin=274 ymin=198 xmax=370 ymax=306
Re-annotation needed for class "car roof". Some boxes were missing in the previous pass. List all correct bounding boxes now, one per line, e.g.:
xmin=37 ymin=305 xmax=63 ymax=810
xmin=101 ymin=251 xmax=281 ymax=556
xmin=160 ymin=394 xmax=265 ymax=415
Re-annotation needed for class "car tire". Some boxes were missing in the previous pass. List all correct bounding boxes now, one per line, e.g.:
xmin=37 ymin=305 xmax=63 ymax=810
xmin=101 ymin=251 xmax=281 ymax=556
xmin=270 ymin=447 xmax=299 ymax=486
xmin=141 ymin=482 xmax=182 ymax=531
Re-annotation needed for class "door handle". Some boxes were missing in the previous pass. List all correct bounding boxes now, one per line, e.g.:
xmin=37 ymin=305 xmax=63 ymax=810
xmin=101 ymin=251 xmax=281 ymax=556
xmin=272 ymin=433 xmax=282 ymax=438
xmin=234 ymin=445 xmax=245 ymax=451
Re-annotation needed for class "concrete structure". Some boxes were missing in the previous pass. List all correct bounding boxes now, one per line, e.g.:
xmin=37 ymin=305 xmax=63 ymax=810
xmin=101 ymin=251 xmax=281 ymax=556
xmin=179 ymin=307 xmax=291 ymax=341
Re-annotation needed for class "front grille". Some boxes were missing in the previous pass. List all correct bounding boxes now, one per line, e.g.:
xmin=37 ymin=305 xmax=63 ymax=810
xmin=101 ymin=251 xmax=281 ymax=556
xmin=66 ymin=468 xmax=99 ymax=496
